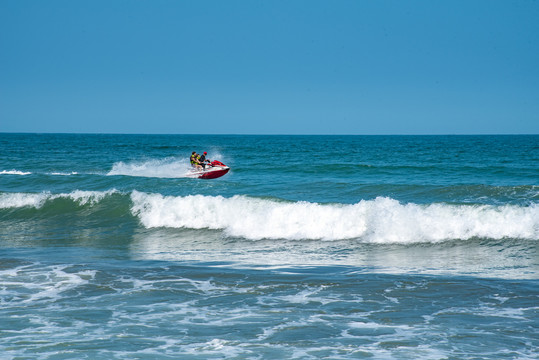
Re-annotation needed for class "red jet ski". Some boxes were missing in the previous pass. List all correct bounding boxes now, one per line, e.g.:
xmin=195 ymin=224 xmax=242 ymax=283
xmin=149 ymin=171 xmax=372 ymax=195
xmin=188 ymin=160 xmax=230 ymax=179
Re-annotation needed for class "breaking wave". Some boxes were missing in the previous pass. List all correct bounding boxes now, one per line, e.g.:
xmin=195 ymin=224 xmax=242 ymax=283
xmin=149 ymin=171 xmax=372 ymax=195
xmin=130 ymin=191 xmax=539 ymax=243
xmin=2 ymin=190 xmax=537 ymax=243
xmin=0 ymin=169 xmax=31 ymax=175
xmin=0 ymin=190 xmax=120 ymax=209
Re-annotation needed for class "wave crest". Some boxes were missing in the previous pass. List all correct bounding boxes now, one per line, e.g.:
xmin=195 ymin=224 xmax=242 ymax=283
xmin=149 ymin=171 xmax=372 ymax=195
xmin=0 ymin=169 xmax=31 ymax=175
xmin=0 ymin=190 xmax=119 ymax=209
xmin=130 ymin=192 xmax=539 ymax=243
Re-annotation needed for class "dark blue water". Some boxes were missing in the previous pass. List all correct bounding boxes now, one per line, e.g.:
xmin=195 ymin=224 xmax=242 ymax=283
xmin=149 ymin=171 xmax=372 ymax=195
xmin=1 ymin=134 xmax=538 ymax=359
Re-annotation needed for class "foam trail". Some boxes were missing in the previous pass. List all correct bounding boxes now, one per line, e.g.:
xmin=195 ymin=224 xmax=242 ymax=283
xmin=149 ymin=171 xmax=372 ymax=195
xmin=130 ymin=192 xmax=539 ymax=243
xmin=107 ymin=157 xmax=191 ymax=178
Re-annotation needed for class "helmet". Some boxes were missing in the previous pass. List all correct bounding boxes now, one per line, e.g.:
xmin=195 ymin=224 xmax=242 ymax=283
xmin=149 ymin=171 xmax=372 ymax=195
xmin=203 ymin=152 xmax=207 ymax=155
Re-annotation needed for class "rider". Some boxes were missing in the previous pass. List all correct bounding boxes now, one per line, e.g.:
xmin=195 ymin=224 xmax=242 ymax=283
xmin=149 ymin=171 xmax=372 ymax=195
xmin=198 ymin=151 xmax=210 ymax=168
xmin=190 ymin=152 xmax=202 ymax=170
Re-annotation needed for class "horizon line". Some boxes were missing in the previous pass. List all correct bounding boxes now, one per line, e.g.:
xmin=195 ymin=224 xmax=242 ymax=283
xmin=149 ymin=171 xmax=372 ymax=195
xmin=1 ymin=131 xmax=538 ymax=136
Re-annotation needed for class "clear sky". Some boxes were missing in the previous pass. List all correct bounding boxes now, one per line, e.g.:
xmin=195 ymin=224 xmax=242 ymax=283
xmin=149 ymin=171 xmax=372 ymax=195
xmin=1 ymin=0 xmax=538 ymax=134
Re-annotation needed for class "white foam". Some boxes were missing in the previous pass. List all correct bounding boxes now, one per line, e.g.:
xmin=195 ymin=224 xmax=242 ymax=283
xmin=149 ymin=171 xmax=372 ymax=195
xmin=348 ymin=321 xmax=412 ymax=330
xmin=107 ymin=157 xmax=192 ymax=178
xmin=0 ymin=192 xmax=50 ymax=209
xmin=0 ymin=170 xmax=78 ymax=176
xmin=49 ymin=171 xmax=78 ymax=176
xmin=180 ymin=338 xmax=244 ymax=358
xmin=0 ymin=264 xmax=93 ymax=304
xmin=0 ymin=169 xmax=31 ymax=175
xmin=63 ymin=189 xmax=118 ymax=205
xmin=130 ymin=192 xmax=539 ymax=243
xmin=0 ymin=190 xmax=119 ymax=209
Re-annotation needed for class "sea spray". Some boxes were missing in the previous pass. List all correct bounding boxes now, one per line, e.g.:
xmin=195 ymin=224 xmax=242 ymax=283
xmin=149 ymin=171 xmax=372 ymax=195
xmin=107 ymin=157 xmax=192 ymax=178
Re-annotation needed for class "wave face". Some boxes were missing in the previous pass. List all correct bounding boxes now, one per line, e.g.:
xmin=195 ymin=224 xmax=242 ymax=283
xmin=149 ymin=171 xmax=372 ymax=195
xmin=130 ymin=191 xmax=539 ymax=243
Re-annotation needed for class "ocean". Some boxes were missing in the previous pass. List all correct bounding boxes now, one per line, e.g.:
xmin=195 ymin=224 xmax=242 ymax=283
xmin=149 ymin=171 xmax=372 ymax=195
xmin=0 ymin=133 xmax=537 ymax=359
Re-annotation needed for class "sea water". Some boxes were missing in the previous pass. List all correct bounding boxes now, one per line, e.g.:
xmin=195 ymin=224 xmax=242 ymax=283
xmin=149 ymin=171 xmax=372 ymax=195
xmin=0 ymin=134 xmax=537 ymax=359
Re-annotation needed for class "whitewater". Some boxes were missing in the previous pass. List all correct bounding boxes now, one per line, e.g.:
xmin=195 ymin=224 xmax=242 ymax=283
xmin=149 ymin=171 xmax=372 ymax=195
xmin=131 ymin=191 xmax=539 ymax=242
xmin=0 ymin=134 xmax=537 ymax=359
xmin=2 ymin=189 xmax=537 ymax=243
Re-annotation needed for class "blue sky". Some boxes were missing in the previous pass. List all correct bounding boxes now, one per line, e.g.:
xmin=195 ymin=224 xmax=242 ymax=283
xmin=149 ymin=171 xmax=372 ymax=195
xmin=1 ymin=0 xmax=538 ymax=134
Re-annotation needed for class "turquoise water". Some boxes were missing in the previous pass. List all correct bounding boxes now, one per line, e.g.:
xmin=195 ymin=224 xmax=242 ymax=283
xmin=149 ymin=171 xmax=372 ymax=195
xmin=1 ymin=134 xmax=537 ymax=359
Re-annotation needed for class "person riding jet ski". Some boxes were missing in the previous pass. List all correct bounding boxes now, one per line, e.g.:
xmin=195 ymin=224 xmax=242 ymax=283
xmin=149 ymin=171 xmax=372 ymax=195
xmin=198 ymin=151 xmax=211 ymax=169
xmin=190 ymin=152 xmax=203 ymax=170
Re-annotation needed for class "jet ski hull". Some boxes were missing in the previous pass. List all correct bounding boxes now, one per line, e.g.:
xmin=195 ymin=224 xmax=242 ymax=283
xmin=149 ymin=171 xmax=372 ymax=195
xmin=187 ymin=164 xmax=230 ymax=179
xmin=197 ymin=166 xmax=230 ymax=179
